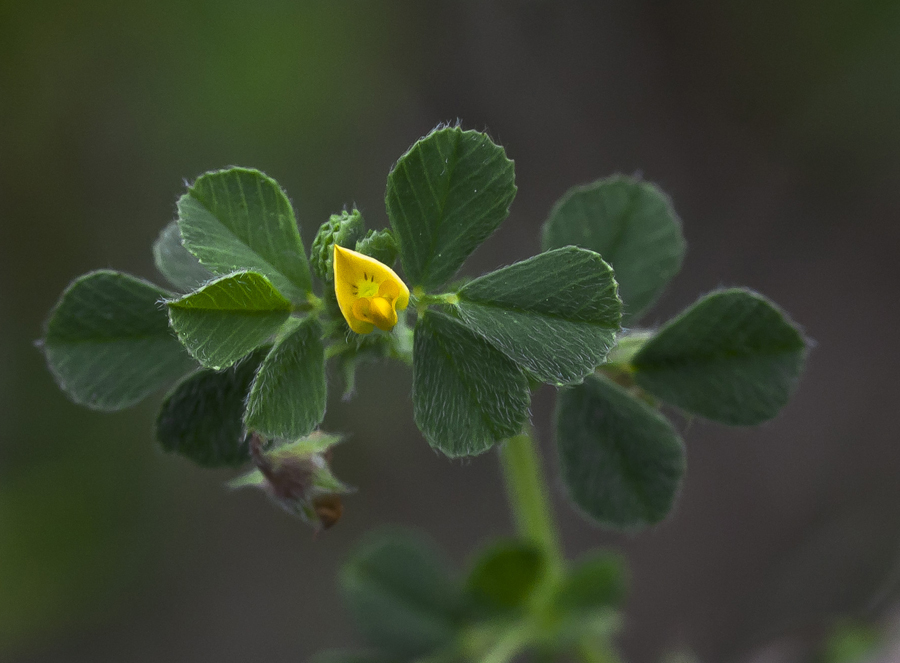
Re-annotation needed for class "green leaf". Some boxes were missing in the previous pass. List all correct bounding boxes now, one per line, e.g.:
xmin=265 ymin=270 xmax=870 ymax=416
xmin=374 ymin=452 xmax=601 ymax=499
xmin=386 ymin=126 xmax=516 ymax=290
xmin=822 ymin=622 xmax=883 ymax=663
xmin=310 ymin=208 xmax=366 ymax=281
xmin=556 ymin=374 xmax=685 ymax=529
xmin=552 ymin=552 xmax=628 ymax=614
xmin=465 ymin=540 xmax=545 ymax=616
xmin=152 ymin=220 xmax=214 ymax=292
xmin=177 ymin=167 xmax=312 ymax=302
xmin=632 ymin=289 xmax=808 ymax=425
xmin=543 ymin=552 xmax=628 ymax=654
xmin=455 ymin=247 xmax=621 ymax=386
xmin=156 ymin=346 xmax=269 ymax=467
xmin=413 ymin=311 xmax=530 ymax=457
xmin=41 ymin=270 xmax=196 ymax=411
xmin=340 ymin=529 xmax=462 ymax=659
xmin=244 ymin=317 xmax=326 ymax=440
xmin=542 ymin=176 xmax=685 ymax=324
xmin=167 ymin=271 xmax=292 ymax=370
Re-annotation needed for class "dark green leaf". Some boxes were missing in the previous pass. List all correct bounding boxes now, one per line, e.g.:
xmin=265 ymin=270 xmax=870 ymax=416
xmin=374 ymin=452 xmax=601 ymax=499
xmin=552 ymin=552 xmax=628 ymax=614
xmin=542 ymin=176 xmax=685 ymax=324
xmin=244 ymin=317 xmax=326 ymax=440
xmin=41 ymin=270 xmax=195 ymax=411
xmin=456 ymin=247 xmax=621 ymax=385
xmin=152 ymin=221 xmax=214 ymax=292
xmin=177 ymin=167 xmax=312 ymax=302
xmin=386 ymin=126 xmax=516 ymax=290
xmin=311 ymin=209 xmax=366 ymax=281
xmin=413 ymin=311 xmax=530 ymax=457
xmin=167 ymin=271 xmax=292 ymax=370
xmin=465 ymin=540 xmax=545 ymax=616
xmin=156 ymin=347 xmax=269 ymax=467
xmin=632 ymin=289 xmax=808 ymax=425
xmin=340 ymin=529 xmax=462 ymax=659
xmin=556 ymin=374 xmax=685 ymax=529
xmin=822 ymin=622 xmax=883 ymax=663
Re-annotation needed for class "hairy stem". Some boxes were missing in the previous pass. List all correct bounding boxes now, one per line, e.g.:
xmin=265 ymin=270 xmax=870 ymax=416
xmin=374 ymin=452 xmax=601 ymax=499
xmin=498 ymin=427 xmax=563 ymax=575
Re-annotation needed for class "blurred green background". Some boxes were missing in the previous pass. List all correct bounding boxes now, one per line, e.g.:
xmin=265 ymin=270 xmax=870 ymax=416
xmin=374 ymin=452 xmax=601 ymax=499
xmin=2 ymin=1 xmax=900 ymax=661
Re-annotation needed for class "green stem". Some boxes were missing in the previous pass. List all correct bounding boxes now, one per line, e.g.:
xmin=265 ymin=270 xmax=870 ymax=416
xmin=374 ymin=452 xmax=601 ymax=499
xmin=603 ymin=330 xmax=653 ymax=368
xmin=412 ymin=290 xmax=460 ymax=313
xmin=494 ymin=430 xmax=628 ymax=663
xmin=498 ymin=427 xmax=564 ymax=574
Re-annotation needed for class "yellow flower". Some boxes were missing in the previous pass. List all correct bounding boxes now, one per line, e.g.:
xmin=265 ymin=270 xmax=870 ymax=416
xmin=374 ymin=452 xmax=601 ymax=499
xmin=333 ymin=245 xmax=409 ymax=334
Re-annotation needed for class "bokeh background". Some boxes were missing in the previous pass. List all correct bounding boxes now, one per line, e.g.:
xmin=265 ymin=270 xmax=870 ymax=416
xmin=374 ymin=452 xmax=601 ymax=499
xmin=2 ymin=1 xmax=900 ymax=661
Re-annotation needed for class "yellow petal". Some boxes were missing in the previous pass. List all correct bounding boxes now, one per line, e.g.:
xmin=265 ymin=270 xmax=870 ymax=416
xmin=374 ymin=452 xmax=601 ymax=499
xmin=333 ymin=245 xmax=409 ymax=334
xmin=368 ymin=297 xmax=397 ymax=331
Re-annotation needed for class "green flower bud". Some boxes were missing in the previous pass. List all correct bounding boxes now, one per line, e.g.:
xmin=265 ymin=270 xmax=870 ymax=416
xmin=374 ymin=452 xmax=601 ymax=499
xmin=355 ymin=228 xmax=399 ymax=268
xmin=310 ymin=209 xmax=365 ymax=281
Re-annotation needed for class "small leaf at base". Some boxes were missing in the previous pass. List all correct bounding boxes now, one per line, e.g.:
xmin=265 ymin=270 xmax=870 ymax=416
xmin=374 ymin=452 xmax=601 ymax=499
xmin=340 ymin=529 xmax=463 ymax=658
xmin=465 ymin=540 xmax=546 ymax=616
xmin=152 ymin=221 xmax=214 ymax=292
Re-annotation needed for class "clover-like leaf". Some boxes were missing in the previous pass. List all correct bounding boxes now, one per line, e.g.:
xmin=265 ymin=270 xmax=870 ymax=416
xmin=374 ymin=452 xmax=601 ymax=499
xmin=177 ymin=167 xmax=312 ymax=302
xmin=244 ymin=317 xmax=327 ymax=440
xmin=632 ymin=288 xmax=808 ymax=425
xmin=413 ymin=311 xmax=530 ymax=457
xmin=386 ymin=126 xmax=516 ymax=290
xmin=542 ymin=176 xmax=685 ymax=324
xmin=41 ymin=270 xmax=195 ymax=410
xmin=167 ymin=271 xmax=292 ymax=370
xmin=455 ymin=247 xmax=621 ymax=385
xmin=340 ymin=529 xmax=463 ymax=659
xmin=156 ymin=346 xmax=269 ymax=467
xmin=556 ymin=374 xmax=685 ymax=529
